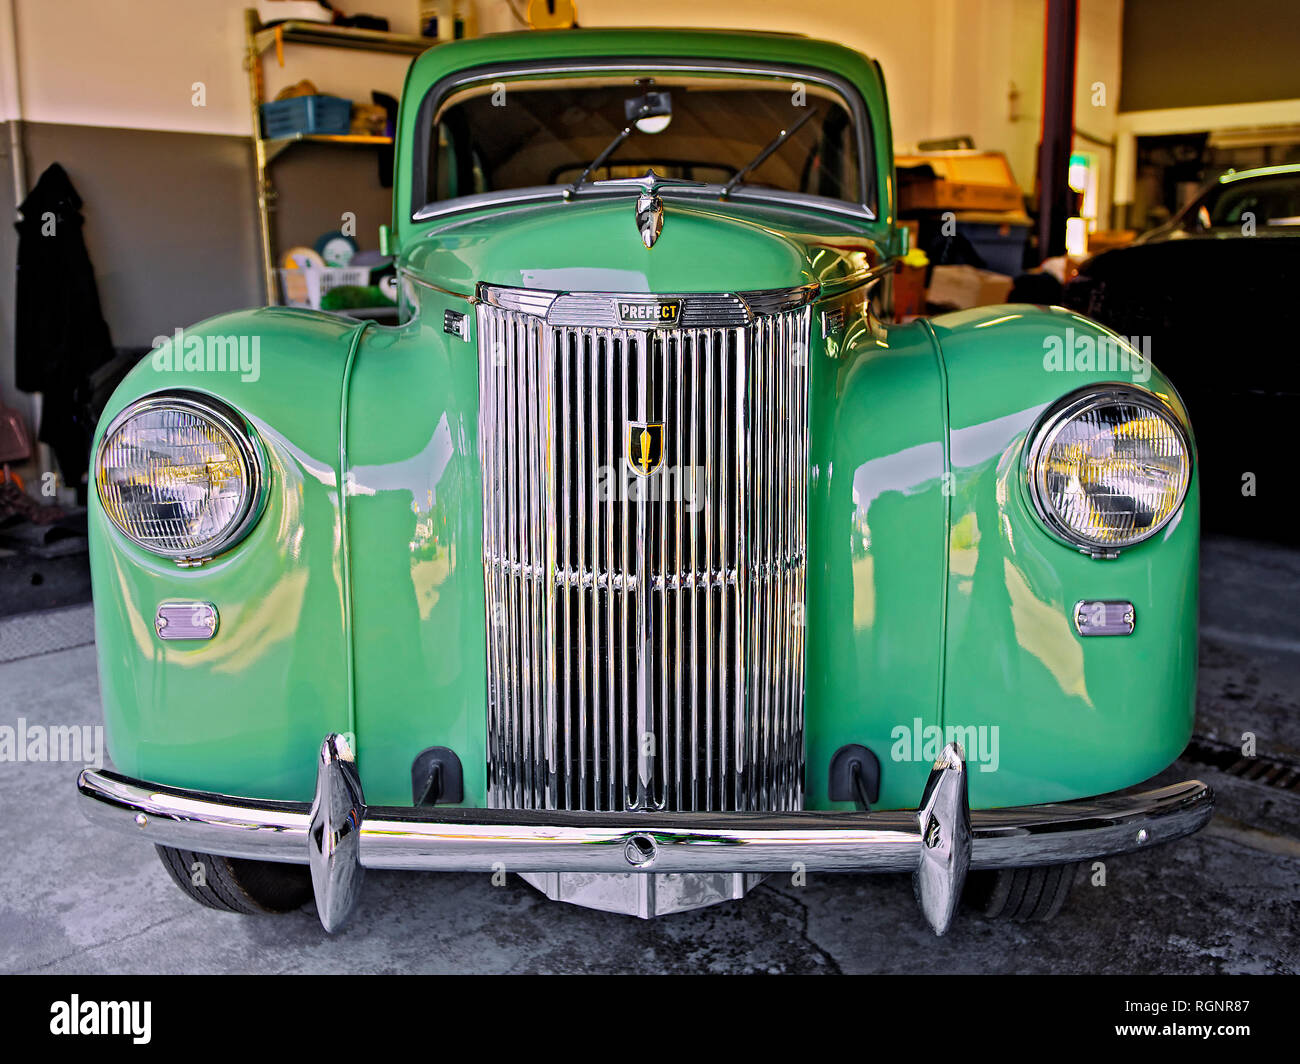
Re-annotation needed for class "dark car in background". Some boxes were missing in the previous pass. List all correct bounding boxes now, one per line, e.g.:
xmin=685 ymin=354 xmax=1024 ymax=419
xmin=1066 ymin=164 xmax=1300 ymax=540
xmin=1133 ymin=163 xmax=1300 ymax=244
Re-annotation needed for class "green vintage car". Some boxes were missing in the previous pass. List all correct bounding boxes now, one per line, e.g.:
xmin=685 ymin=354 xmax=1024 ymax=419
xmin=78 ymin=28 xmax=1211 ymax=935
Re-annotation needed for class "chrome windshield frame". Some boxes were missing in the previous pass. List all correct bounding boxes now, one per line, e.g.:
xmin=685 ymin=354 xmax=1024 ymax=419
xmin=409 ymin=58 xmax=878 ymax=224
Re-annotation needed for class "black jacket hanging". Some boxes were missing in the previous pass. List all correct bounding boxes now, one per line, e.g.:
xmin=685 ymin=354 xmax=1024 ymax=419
xmin=14 ymin=162 xmax=114 ymax=491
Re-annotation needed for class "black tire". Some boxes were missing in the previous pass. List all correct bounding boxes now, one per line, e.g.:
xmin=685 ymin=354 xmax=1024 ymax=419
xmin=155 ymin=845 xmax=313 ymax=915
xmin=964 ymin=862 xmax=1079 ymax=922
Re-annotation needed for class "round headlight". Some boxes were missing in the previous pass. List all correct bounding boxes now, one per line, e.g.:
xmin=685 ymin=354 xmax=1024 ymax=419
xmin=95 ymin=393 xmax=266 ymax=560
xmin=1026 ymin=386 xmax=1191 ymax=553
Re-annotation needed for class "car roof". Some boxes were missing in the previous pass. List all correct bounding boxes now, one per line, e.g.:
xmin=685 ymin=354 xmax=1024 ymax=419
xmin=1217 ymin=163 xmax=1300 ymax=185
xmin=404 ymin=27 xmax=885 ymax=104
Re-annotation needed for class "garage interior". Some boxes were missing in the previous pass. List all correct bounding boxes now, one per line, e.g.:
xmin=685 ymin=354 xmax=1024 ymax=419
xmin=1 ymin=0 xmax=1297 ymax=974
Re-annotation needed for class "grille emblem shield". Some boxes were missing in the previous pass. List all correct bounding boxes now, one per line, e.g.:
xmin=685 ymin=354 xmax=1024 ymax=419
xmin=626 ymin=421 xmax=665 ymax=476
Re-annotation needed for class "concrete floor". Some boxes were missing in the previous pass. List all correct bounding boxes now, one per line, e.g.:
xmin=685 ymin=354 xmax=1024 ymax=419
xmin=2 ymin=535 xmax=1298 ymax=974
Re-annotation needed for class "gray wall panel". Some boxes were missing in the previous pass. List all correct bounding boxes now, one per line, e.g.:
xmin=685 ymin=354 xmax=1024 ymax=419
xmin=0 ymin=120 xmax=395 ymax=462
xmin=1121 ymin=0 xmax=1300 ymax=112
xmin=18 ymin=123 xmax=263 ymax=347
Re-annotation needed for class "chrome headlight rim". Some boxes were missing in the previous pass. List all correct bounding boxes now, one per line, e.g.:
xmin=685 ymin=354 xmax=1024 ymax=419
xmin=1024 ymin=383 xmax=1193 ymax=555
xmin=95 ymin=390 xmax=268 ymax=562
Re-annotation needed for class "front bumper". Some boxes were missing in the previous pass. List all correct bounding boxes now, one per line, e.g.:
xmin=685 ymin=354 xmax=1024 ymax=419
xmin=78 ymin=734 xmax=1213 ymax=934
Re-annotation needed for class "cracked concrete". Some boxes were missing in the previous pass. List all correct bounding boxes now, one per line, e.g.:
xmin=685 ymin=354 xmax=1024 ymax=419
xmin=1 ymin=534 xmax=1297 ymax=973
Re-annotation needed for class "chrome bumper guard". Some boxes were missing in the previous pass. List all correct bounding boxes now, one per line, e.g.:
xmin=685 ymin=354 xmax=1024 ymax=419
xmin=78 ymin=735 xmax=1213 ymax=935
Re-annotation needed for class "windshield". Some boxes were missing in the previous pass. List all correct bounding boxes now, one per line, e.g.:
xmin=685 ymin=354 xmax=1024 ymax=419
xmin=1189 ymin=172 xmax=1300 ymax=230
xmin=415 ymin=72 xmax=866 ymax=215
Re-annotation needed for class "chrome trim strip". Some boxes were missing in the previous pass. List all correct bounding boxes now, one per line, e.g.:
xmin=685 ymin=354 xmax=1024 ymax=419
xmin=554 ymin=291 xmax=749 ymax=328
xmin=413 ymin=181 xmax=879 ymax=225
xmin=478 ymin=282 xmax=817 ymax=327
xmin=817 ymin=260 xmax=894 ymax=301
xmin=402 ymin=268 xmax=474 ymax=302
xmin=739 ymin=283 xmax=820 ymax=316
xmin=79 ymin=765 xmax=1215 ymax=876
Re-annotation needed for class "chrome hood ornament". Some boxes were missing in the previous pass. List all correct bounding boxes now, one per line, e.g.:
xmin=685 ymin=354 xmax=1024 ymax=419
xmin=588 ymin=170 xmax=708 ymax=250
xmin=636 ymin=187 xmax=664 ymax=248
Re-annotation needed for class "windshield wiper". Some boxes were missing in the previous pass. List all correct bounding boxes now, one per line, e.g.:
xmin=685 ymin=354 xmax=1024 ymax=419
xmin=720 ymin=109 xmax=817 ymax=199
xmin=564 ymin=125 xmax=633 ymax=199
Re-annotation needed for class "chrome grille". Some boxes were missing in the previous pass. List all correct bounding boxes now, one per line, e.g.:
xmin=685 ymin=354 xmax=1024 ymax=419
xmin=477 ymin=287 xmax=811 ymax=812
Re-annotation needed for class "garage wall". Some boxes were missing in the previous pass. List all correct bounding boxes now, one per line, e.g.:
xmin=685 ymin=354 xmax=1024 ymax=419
xmin=3 ymin=0 xmax=421 ymax=135
xmin=0 ymin=0 xmax=421 ymax=444
xmin=10 ymin=123 xmax=263 ymax=345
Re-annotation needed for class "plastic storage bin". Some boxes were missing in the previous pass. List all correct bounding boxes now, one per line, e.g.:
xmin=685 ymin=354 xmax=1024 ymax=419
xmin=960 ymin=218 xmax=1031 ymax=277
xmin=260 ymin=95 xmax=352 ymax=138
xmin=279 ymin=266 xmax=370 ymax=309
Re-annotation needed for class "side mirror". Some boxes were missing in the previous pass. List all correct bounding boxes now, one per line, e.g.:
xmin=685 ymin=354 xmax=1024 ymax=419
xmin=379 ymin=224 xmax=393 ymax=256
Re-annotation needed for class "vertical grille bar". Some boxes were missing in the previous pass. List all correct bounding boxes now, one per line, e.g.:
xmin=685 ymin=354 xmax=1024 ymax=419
xmin=480 ymin=308 xmax=499 ymax=805
xmin=717 ymin=328 xmax=729 ymax=807
xmin=590 ymin=332 xmax=602 ymax=811
xmin=520 ymin=313 xmax=535 ymax=806
xmin=633 ymin=332 xmax=651 ymax=810
xmin=733 ymin=324 xmax=748 ymax=809
xmin=658 ymin=332 xmax=671 ymax=811
xmin=688 ymin=327 xmax=700 ymax=809
xmin=509 ymin=312 xmax=525 ymax=807
xmin=573 ymin=330 xmax=586 ymax=810
xmin=674 ymin=330 xmax=685 ymax=812
xmin=603 ymin=334 xmax=614 ymax=811
xmin=479 ymin=298 xmax=810 ymax=814
xmin=559 ymin=328 xmax=573 ymax=809
xmin=624 ymin=331 xmax=634 ymax=806
xmin=703 ymin=326 xmax=716 ymax=809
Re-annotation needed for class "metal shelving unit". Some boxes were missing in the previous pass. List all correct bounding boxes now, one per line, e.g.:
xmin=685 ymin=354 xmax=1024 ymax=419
xmin=242 ymin=8 xmax=433 ymax=303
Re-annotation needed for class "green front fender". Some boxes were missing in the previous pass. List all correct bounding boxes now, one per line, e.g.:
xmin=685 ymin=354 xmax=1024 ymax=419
xmin=339 ymin=290 xmax=488 ymax=806
xmin=930 ymin=305 xmax=1198 ymax=807
xmin=805 ymin=311 xmax=948 ymax=810
xmin=89 ymin=300 xmax=479 ymax=808
xmin=89 ymin=307 xmax=362 ymax=801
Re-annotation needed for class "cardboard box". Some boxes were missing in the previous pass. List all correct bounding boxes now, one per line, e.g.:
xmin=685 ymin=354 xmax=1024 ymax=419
xmin=896 ymin=151 xmax=1024 ymax=214
xmin=893 ymin=263 xmax=927 ymax=320
xmin=927 ymin=265 xmax=1014 ymax=310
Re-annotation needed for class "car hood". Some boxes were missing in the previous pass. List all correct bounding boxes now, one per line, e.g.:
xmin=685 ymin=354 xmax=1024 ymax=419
xmin=399 ymin=195 xmax=885 ymax=296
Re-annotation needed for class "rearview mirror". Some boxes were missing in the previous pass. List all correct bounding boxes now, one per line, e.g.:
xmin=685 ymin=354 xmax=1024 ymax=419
xmin=626 ymin=89 xmax=672 ymax=134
